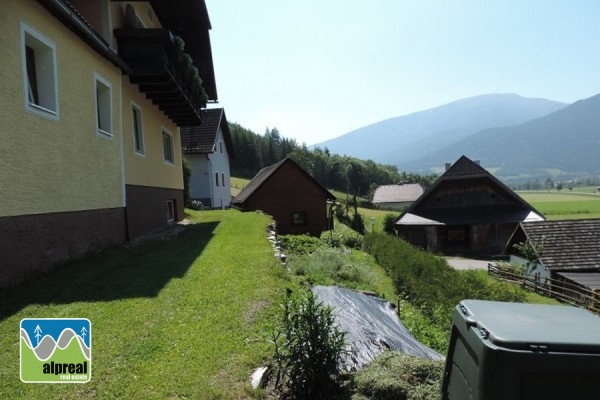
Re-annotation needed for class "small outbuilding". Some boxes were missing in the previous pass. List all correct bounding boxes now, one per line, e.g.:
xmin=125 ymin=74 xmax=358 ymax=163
xmin=372 ymin=183 xmax=424 ymax=210
xmin=396 ymin=156 xmax=545 ymax=255
xmin=231 ymin=158 xmax=336 ymax=236
xmin=506 ymin=219 xmax=600 ymax=290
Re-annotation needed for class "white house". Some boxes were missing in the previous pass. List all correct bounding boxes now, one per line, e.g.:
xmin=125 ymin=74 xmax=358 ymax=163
xmin=181 ymin=108 xmax=234 ymax=209
xmin=372 ymin=183 xmax=424 ymax=210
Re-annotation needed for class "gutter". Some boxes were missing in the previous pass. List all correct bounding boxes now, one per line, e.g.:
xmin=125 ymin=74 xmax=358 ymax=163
xmin=37 ymin=0 xmax=132 ymax=74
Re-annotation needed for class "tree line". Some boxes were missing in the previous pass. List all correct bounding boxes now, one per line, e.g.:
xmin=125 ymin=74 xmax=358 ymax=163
xmin=229 ymin=123 xmax=437 ymax=198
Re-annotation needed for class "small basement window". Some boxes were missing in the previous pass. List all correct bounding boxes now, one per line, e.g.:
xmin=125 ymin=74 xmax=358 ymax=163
xmin=166 ymin=200 xmax=175 ymax=223
xmin=292 ymin=212 xmax=307 ymax=226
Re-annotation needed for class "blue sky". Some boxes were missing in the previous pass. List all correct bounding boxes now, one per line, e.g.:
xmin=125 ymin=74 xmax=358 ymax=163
xmin=206 ymin=1 xmax=600 ymax=145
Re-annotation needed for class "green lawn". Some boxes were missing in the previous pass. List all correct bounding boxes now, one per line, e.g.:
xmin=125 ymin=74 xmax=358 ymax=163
xmin=518 ymin=191 xmax=600 ymax=219
xmin=0 ymin=210 xmax=287 ymax=399
xmin=358 ymin=207 xmax=397 ymax=233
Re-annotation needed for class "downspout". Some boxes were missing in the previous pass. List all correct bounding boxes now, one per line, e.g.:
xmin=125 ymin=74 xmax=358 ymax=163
xmin=119 ymin=74 xmax=129 ymax=241
xmin=207 ymin=153 xmax=214 ymax=208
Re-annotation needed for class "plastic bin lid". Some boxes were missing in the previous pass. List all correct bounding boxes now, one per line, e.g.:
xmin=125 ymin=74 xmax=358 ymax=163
xmin=459 ymin=300 xmax=600 ymax=353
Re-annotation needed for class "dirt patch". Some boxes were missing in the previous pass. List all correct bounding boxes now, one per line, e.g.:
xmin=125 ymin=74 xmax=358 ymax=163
xmin=244 ymin=300 xmax=269 ymax=324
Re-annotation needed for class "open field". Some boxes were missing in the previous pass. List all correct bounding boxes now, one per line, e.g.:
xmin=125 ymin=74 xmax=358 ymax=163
xmin=518 ymin=190 xmax=600 ymax=220
xmin=230 ymin=176 xmax=250 ymax=197
xmin=358 ymin=207 xmax=396 ymax=233
xmin=0 ymin=210 xmax=286 ymax=399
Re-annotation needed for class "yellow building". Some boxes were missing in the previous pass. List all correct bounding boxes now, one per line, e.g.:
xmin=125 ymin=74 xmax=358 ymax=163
xmin=0 ymin=0 xmax=217 ymax=287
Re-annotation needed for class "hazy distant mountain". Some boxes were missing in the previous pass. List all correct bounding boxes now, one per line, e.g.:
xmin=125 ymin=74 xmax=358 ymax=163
xmin=313 ymin=94 xmax=566 ymax=164
xmin=406 ymin=94 xmax=600 ymax=180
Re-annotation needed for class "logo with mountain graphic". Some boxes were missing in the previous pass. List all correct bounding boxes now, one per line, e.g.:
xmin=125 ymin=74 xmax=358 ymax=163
xmin=20 ymin=318 xmax=91 ymax=383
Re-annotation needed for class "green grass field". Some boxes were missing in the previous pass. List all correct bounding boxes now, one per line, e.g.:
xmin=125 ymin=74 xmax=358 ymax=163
xmin=230 ymin=176 xmax=250 ymax=197
xmin=0 ymin=210 xmax=287 ymax=399
xmin=518 ymin=190 xmax=600 ymax=219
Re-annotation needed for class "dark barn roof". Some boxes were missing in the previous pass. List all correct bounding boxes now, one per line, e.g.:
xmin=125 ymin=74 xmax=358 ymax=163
xmin=556 ymin=272 xmax=600 ymax=290
xmin=396 ymin=156 xmax=545 ymax=226
xmin=509 ymin=219 xmax=600 ymax=272
xmin=231 ymin=158 xmax=335 ymax=206
xmin=180 ymin=108 xmax=234 ymax=158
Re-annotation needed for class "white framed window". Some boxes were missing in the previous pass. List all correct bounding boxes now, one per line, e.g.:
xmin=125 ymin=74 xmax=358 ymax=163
xmin=162 ymin=129 xmax=174 ymax=163
xmin=132 ymin=104 xmax=144 ymax=154
xmin=215 ymin=172 xmax=220 ymax=187
xmin=166 ymin=200 xmax=175 ymax=223
xmin=21 ymin=22 xmax=59 ymax=119
xmin=221 ymin=172 xmax=225 ymax=187
xmin=219 ymin=141 xmax=223 ymax=153
xmin=95 ymin=74 xmax=112 ymax=137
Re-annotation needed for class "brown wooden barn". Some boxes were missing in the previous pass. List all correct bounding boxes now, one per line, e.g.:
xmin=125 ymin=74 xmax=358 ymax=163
xmin=231 ymin=158 xmax=336 ymax=236
xmin=395 ymin=156 xmax=545 ymax=255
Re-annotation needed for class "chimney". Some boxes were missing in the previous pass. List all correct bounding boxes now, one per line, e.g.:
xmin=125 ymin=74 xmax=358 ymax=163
xmin=474 ymin=160 xmax=481 ymax=166
xmin=445 ymin=163 xmax=451 ymax=171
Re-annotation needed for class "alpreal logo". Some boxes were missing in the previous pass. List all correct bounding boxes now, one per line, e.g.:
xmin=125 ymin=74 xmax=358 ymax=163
xmin=20 ymin=318 xmax=91 ymax=383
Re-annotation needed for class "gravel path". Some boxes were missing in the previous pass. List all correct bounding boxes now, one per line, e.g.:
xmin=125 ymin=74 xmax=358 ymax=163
xmin=445 ymin=257 xmax=491 ymax=271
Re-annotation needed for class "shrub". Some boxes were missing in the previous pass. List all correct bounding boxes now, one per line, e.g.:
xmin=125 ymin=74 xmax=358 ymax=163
xmin=320 ymin=231 xmax=344 ymax=248
xmin=383 ymin=213 xmax=398 ymax=235
xmin=363 ymin=233 xmax=526 ymax=353
xmin=271 ymin=288 xmax=348 ymax=399
xmin=279 ymin=234 xmax=324 ymax=255
xmin=320 ymin=230 xmax=363 ymax=250
xmin=351 ymin=212 xmax=366 ymax=235
xmin=182 ymin=157 xmax=192 ymax=206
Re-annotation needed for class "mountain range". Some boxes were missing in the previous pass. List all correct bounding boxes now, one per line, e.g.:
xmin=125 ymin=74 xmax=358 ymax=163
xmin=313 ymin=93 xmax=600 ymax=181
xmin=409 ymin=94 xmax=600 ymax=181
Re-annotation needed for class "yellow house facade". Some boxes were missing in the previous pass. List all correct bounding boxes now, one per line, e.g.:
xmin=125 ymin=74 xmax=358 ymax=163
xmin=0 ymin=0 xmax=217 ymax=287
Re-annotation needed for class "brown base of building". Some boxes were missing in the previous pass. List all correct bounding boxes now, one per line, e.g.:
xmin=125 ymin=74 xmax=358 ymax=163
xmin=0 ymin=207 xmax=126 ymax=288
xmin=125 ymin=185 xmax=184 ymax=241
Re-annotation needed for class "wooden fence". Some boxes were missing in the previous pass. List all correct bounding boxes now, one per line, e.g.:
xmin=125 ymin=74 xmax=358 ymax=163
xmin=488 ymin=263 xmax=600 ymax=314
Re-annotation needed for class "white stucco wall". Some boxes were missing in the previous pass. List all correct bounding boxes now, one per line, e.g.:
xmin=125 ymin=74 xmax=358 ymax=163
xmin=510 ymin=255 xmax=551 ymax=285
xmin=187 ymin=127 xmax=231 ymax=208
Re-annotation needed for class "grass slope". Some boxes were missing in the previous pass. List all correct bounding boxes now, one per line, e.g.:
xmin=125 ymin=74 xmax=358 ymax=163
xmin=0 ymin=210 xmax=287 ymax=399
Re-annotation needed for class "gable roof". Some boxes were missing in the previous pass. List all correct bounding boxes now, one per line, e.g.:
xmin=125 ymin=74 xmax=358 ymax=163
xmin=509 ymin=219 xmax=600 ymax=271
xmin=397 ymin=155 xmax=545 ymax=225
xmin=372 ymin=183 xmax=424 ymax=204
xmin=180 ymin=108 xmax=235 ymax=158
xmin=231 ymin=157 xmax=335 ymax=205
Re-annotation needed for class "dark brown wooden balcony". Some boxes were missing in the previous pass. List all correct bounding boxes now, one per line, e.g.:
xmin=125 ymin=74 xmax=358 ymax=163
xmin=114 ymin=28 xmax=207 ymax=127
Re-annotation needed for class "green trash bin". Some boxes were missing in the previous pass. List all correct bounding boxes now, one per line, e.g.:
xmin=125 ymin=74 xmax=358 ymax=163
xmin=442 ymin=300 xmax=600 ymax=400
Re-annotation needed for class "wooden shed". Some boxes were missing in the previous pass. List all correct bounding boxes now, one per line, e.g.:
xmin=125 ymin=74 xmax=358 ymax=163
xmin=396 ymin=156 xmax=545 ymax=255
xmin=231 ymin=158 xmax=336 ymax=236
xmin=506 ymin=219 xmax=600 ymax=286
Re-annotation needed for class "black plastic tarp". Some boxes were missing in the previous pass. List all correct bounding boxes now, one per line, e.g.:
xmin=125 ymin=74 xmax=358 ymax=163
xmin=312 ymin=285 xmax=443 ymax=371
